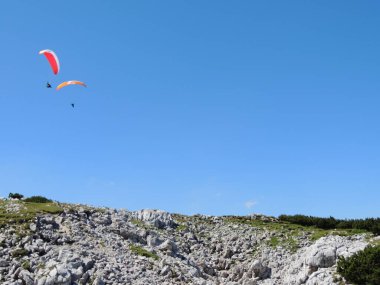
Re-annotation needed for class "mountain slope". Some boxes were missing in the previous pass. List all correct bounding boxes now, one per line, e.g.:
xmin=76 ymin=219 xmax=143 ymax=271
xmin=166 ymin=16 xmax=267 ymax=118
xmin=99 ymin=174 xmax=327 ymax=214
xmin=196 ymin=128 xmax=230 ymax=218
xmin=0 ymin=200 xmax=377 ymax=285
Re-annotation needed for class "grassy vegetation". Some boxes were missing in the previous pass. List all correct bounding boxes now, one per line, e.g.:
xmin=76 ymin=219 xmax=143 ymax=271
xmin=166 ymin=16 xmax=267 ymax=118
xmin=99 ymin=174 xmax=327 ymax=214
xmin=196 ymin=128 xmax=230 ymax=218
xmin=250 ymin=247 xmax=259 ymax=258
xmin=225 ymin=215 xmax=371 ymax=253
xmin=0 ymin=199 xmax=63 ymax=228
xmin=223 ymin=217 xmax=305 ymax=251
xmin=268 ymin=236 xmax=280 ymax=247
xmin=175 ymin=224 xmax=188 ymax=232
xmin=225 ymin=216 xmax=370 ymax=241
xmin=11 ymin=248 xmax=28 ymax=258
xmin=22 ymin=260 xmax=31 ymax=270
xmin=172 ymin=214 xmax=188 ymax=222
xmin=310 ymin=228 xmax=368 ymax=241
xmin=310 ymin=229 xmax=330 ymax=241
xmin=225 ymin=216 xmax=304 ymax=232
xmin=279 ymin=214 xmax=380 ymax=235
xmin=56 ymin=202 xmax=106 ymax=215
xmin=24 ymin=202 xmax=63 ymax=214
xmin=284 ymin=237 xmax=299 ymax=252
xmin=264 ymin=235 xmax=300 ymax=252
xmin=129 ymin=244 xmax=159 ymax=260
xmin=372 ymin=239 xmax=380 ymax=247
xmin=173 ymin=213 xmax=216 ymax=227
xmin=130 ymin=218 xmax=145 ymax=227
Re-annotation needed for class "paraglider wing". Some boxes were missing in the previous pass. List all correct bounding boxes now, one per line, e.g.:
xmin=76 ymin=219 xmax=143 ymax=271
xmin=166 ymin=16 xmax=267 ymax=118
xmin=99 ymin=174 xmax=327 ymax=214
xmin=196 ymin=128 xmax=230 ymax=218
xmin=39 ymin=49 xmax=60 ymax=75
xmin=56 ymin=80 xmax=87 ymax=90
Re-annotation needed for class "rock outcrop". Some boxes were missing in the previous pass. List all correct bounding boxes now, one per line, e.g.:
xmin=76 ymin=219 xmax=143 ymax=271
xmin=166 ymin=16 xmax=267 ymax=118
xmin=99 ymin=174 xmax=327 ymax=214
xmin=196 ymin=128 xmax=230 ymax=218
xmin=0 ymin=201 xmax=376 ymax=284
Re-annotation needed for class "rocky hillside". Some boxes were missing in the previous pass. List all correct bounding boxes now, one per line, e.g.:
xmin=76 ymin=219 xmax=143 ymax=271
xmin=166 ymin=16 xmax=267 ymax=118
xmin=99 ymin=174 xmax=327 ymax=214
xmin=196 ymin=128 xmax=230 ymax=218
xmin=0 ymin=199 xmax=378 ymax=285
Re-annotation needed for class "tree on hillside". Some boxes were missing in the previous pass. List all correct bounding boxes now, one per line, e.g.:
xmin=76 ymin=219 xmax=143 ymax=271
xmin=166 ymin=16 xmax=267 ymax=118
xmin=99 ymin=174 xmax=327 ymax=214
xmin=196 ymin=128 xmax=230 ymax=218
xmin=8 ymin=193 xmax=24 ymax=200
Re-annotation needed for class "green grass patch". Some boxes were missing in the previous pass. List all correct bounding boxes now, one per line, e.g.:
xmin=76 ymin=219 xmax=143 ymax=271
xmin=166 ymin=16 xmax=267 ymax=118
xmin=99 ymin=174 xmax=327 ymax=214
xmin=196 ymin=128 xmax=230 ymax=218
xmin=310 ymin=228 xmax=368 ymax=241
xmin=310 ymin=229 xmax=330 ymax=241
xmin=371 ymin=239 xmax=380 ymax=246
xmin=12 ymin=248 xmax=28 ymax=258
xmin=22 ymin=260 xmax=31 ymax=270
xmin=60 ymin=203 xmax=107 ymax=214
xmin=284 ymin=237 xmax=300 ymax=252
xmin=266 ymin=235 xmax=299 ymax=251
xmin=0 ymin=200 xmax=63 ymax=229
xmin=172 ymin=214 xmax=190 ymax=224
xmin=224 ymin=216 xmax=305 ymax=232
xmin=176 ymin=224 xmax=187 ymax=231
xmin=250 ymin=247 xmax=259 ymax=258
xmin=224 ymin=216 xmax=369 ymax=243
xmin=130 ymin=218 xmax=145 ymax=227
xmin=129 ymin=244 xmax=159 ymax=260
xmin=24 ymin=202 xmax=63 ymax=214
xmin=268 ymin=236 xmax=280 ymax=248
xmin=331 ymin=228 xmax=367 ymax=236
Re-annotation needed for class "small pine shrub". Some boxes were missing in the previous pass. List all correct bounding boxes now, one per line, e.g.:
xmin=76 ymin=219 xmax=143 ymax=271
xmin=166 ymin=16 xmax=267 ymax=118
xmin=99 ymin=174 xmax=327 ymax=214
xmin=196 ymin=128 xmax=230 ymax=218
xmin=278 ymin=214 xmax=380 ymax=235
xmin=337 ymin=245 xmax=380 ymax=285
xmin=24 ymin=196 xmax=52 ymax=203
xmin=8 ymin=193 xmax=24 ymax=200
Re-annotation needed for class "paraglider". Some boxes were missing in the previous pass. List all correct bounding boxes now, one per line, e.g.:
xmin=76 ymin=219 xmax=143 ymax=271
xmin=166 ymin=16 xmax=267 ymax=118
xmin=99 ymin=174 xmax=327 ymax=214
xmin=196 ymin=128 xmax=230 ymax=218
xmin=39 ymin=49 xmax=60 ymax=75
xmin=56 ymin=80 xmax=87 ymax=90
xmin=39 ymin=49 xmax=87 ymax=109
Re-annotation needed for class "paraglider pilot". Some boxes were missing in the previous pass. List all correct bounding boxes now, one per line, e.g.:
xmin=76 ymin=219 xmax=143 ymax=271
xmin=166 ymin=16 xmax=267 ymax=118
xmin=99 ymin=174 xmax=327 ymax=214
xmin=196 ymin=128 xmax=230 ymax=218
xmin=46 ymin=82 xmax=52 ymax=88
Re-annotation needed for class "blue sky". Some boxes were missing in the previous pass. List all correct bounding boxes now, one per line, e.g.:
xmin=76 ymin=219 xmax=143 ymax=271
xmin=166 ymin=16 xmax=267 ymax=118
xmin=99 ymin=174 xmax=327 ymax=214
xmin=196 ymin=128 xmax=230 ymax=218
xmin=1 ymin=1 xmax=379 ymax=218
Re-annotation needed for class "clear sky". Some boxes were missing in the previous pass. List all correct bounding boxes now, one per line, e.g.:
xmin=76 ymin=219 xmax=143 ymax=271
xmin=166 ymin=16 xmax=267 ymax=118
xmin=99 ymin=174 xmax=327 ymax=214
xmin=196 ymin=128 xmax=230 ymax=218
xmin=1 ymin=1 xmax=379 ymax=218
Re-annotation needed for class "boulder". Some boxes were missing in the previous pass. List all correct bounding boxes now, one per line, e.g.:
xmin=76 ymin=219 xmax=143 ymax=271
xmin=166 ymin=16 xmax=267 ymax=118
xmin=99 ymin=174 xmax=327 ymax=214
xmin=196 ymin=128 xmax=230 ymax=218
xmin=131 ymin=210 xmax=177 ymax=229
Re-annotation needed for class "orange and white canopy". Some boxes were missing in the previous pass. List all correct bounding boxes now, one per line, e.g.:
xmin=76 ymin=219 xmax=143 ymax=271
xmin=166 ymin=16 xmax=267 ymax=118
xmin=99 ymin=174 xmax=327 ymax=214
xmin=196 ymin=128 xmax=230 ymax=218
xmin=39 ymin=49 xmax=60 ymax=75
xmin=56 ymin=80 xmax=87 ymax=90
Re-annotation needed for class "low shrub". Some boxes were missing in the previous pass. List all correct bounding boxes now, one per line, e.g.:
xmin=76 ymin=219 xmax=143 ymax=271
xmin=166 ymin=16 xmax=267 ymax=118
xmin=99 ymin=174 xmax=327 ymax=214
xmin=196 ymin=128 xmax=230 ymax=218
xmin=8 ymin=193 xmax=24 ymax=200
xmin=24 ymin=196 xmax=52 ymax=203
xmin=279 ymin=214 xmax=380 ymax=235
xmin=337 ymin=245 xmax=380 ymax=285
xmin=12 ymin=248 xmax=28 ymax=258
xmin=129 ymin=244 xmax=159 ymax=260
